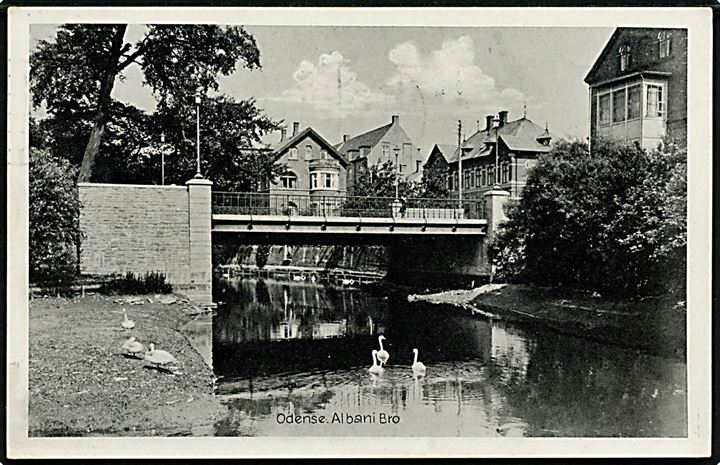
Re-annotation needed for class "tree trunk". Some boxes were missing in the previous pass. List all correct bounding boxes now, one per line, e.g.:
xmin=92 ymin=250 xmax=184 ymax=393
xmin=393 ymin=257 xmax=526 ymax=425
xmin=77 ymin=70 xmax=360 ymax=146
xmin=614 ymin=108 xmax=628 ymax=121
xmin=77 ymin=25 xmax=127 ymax=182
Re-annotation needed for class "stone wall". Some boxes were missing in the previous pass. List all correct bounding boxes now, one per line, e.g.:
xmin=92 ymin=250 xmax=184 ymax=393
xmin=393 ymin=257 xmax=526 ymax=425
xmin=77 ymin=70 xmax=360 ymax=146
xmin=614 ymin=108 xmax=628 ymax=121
xmin=78 ymin=183 xmax=192 ymax=291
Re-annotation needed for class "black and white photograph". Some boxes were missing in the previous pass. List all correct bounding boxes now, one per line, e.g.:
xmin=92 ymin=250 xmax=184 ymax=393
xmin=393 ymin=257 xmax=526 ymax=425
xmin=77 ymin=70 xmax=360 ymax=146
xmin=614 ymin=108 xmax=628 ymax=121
xmin=6 ymin=6 xmax=713 ymax=459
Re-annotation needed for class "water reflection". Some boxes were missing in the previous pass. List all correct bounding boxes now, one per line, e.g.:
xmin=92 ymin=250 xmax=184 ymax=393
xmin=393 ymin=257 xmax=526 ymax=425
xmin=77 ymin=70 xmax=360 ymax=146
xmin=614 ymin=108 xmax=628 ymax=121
xmin=210 ymin=278 xmax=687 ymax=437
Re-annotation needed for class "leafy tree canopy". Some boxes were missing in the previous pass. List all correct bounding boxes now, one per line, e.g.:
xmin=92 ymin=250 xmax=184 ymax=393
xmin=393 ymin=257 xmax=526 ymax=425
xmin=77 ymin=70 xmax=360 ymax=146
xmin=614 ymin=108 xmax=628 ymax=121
xmin=488 ymin=137 xmax=686 ymax=296
xmin=351 ymin=161 xmax=418 ymax=198
xmin=31 ymin=24 xmax=280 ymax=185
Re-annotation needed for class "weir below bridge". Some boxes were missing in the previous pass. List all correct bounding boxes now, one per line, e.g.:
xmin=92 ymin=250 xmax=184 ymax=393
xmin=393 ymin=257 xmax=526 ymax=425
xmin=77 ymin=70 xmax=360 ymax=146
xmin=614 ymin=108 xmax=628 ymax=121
xmin=78 ymin=178 xmax=509 ymax=305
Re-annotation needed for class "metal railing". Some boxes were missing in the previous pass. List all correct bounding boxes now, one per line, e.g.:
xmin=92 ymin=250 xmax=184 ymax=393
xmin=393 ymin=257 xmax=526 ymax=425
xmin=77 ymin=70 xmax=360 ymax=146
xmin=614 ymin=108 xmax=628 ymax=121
xmin=212 ymin=192 xmax=485 ymax=219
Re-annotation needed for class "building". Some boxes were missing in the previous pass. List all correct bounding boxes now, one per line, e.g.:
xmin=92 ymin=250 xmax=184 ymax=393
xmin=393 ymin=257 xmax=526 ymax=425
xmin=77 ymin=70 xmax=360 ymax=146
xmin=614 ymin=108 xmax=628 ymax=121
xmin=336 ymin=115 xmax=422 ymax=193
xmin=266 ymin=122 xmax=349 ymax=213
xmin=446 ymin=111 xmax=554 ymax=199
xmin=585 ymin=28 xmax=687 ymax=149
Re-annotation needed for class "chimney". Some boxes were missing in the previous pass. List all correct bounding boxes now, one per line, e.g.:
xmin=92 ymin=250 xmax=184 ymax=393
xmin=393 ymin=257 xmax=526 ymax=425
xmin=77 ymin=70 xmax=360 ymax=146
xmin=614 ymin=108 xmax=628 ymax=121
xmin=498 ymin=110 xmax=509 ymax=127
xmin=343 ymin=134 xmax=350 ymax=143
xmin=391 ymin=115 xmax=399 ymax=125
xmin=292 ymin=122 xmax=300 ymax=136
xmin=280 ymin=128 xmax=287 ymax=142
xmin=485 ymin=115 xmax=494 ymax=131
xmin=416 ymin=160 xmax=422 ymax=172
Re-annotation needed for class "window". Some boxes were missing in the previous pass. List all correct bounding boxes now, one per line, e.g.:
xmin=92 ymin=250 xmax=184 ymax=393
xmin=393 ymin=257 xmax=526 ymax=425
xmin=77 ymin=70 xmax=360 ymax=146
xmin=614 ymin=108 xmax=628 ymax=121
xmin=627 ymin=85 xmax=642 ymax=119
xmin=488 ymin=166 xmax=495 ymax=185
xmin=475 ymin=167 xmax=481 ymax=188
xmin=447 ymin=174 xmax=453 ymax=191
xmin=481 ymin=167 xmax=486 ymax=187
xmin=310 ymin=171 xmax=338 ymax=190
xmin=469 ymin=168 xmax=475 ymax=188
xmin=646 ymin=84 xmax=665 ymax=117
xmin=453 ymin=172 xmax=459 ymax=191
xmin=501 ymin=163 xmax=509 ymax=183
xmin=280 ymin=173 xmax=298 ymax=189
xmin=382 ymin=144 xmax=390 ymax=160
xmin=598 ymin=94 xmax=611 ymax=125
xmin=612 ymin=89 xmax=626 ymax=123
xmin=288 ymin=147 xmax=298 ymax=160
xmin=508 ymin=161 xmax=512 ymax=182
xmin=658 ymin=31 xmax=671 ymax=58
xmin=320 ymin=149 xmax=328 ymax=160
xmin=619 ymin=44 xmax=631 ymax=71
xmin=304 ymin=145 xmax=313 ymax=160
xmin=463 ymin=169 xmax=470 ymax=189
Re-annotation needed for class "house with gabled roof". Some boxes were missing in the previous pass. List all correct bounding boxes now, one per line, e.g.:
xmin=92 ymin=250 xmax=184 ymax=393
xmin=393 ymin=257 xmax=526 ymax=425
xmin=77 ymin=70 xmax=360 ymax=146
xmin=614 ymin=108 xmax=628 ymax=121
xmin=447 ymin=110 xmax=554 ymax=199
xmin=585 ymin=28 xmax=687 ymax=149
xmin=336 ymin=115 xmax=422 ymax=194
xmin=266 ymin=122 xmax=349 ymax=210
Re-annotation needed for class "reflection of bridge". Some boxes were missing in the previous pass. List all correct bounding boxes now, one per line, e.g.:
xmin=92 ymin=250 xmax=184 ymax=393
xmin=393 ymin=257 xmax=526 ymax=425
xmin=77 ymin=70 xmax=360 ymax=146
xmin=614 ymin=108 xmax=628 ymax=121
xmin=212 ymin=192 xmax=488 ymax=238
xmin=78 ymin=178 xmax=511 ymax=305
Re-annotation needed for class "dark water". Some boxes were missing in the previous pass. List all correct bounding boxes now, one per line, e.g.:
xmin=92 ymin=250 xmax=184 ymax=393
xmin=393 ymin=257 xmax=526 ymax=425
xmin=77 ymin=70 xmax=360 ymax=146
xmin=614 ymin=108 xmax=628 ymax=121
xmin=207 ymin=278 xmax=687 ymax=437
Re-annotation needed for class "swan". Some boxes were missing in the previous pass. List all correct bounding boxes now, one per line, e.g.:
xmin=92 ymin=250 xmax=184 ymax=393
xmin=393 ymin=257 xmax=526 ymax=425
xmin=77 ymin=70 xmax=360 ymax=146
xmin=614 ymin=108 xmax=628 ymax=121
xmin=368 ymin=350 xmax=384 ymax=375
xmin=121 ymin=308 xmax=135 ymax=330
xmin=411 ymin=348 xmax=427 ymax=377
xmin=121 ymin=336 xmax=144 ymax=357
xmin=376 ymin=335 xmax=389 ymax=365
xmin=144 ymin=343 xmax=178 ymax=369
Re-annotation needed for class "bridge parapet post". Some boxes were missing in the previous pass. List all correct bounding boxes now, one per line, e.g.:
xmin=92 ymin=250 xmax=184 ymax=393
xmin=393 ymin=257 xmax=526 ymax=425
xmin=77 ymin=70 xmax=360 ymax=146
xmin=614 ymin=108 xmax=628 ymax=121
xmin=483 ymin=189 xmax=510 ymax=238
xmin=185 ymin=177 xmax=214 ymax=306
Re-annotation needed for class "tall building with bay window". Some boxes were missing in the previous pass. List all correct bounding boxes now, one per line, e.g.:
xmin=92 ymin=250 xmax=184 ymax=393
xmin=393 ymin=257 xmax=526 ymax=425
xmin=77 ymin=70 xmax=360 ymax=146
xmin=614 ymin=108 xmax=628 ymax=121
xmin=585 ymin=28 xmax=687 ymax=149
xmin=265 ymin=122 xmax=348 ymax=213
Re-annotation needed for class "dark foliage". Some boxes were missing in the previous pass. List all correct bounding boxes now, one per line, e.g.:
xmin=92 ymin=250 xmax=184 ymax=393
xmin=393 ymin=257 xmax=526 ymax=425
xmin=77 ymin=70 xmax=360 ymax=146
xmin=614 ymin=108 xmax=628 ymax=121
xmin=488 ymin=137 xmax=686 ymax=296
xmin=101 ymin=271 xmax=172 ymax=295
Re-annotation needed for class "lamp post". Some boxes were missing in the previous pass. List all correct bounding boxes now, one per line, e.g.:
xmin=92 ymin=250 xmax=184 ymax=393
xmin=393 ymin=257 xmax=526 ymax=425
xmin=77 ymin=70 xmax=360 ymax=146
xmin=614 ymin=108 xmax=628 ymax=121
xmin=393 ymin=146 xmax=400 ymax=199
xmin=194 ymin=93 xmax=203 ymax=179
xmin=160 ymin=132 xmax=166 ymax=185
xmin=457 ymin=120 xmax=463 ymax=209
xmin=493 ymin=116 xmax=501 ymax=189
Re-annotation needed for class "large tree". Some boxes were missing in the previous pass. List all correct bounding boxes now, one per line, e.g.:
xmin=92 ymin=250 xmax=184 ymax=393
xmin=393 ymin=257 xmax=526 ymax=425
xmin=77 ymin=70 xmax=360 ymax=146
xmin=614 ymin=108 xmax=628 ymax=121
xmin=31 ymin=24 xmax=267 ymax=182
xmin=488 ymin=137 xmax=686 ymax=296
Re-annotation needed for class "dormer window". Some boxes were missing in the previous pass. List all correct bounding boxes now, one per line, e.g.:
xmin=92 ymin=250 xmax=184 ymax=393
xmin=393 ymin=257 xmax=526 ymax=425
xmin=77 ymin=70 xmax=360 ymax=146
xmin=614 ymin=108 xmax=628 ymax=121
xmin=619 ymin=45 xmax=631 ymax=71
xmin=658 ymin=31 xmax=671 ymax=58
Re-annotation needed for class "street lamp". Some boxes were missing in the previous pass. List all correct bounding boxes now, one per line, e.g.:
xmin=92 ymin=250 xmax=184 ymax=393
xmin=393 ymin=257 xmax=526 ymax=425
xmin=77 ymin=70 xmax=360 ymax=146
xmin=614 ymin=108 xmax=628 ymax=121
xmin=194 ymin=93 xmax=203 ymax=179
xmin=393 ymin=146 xmax=400 ymax=199
xmin=160 ymin=132 xmax=166 ymax=185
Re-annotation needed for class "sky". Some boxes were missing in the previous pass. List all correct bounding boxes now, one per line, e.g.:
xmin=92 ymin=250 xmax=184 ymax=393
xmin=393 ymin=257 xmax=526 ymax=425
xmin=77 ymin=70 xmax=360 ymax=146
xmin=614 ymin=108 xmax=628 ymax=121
xmin=30 ymin=25 xmax=614 ymax=155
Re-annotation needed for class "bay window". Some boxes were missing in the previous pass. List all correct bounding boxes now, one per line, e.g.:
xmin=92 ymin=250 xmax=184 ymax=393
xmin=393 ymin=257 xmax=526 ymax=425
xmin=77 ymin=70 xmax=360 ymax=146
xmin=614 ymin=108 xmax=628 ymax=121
xmin=310 ymin=171 xmax=338 ymax=190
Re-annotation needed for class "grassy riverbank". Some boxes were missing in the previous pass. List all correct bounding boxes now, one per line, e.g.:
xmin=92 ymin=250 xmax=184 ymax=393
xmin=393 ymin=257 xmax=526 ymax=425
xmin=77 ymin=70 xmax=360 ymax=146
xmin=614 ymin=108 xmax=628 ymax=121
xmin=410 ymin=284 xmax=686 ymax=358
xmin=29 ymin=294 xmax=225 ymax=436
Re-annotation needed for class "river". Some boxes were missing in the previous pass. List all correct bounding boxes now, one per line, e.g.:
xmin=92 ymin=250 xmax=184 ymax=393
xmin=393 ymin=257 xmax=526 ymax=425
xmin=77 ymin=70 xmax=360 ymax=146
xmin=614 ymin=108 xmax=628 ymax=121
xmin=199 ymin=278 xmax=686 ymax=437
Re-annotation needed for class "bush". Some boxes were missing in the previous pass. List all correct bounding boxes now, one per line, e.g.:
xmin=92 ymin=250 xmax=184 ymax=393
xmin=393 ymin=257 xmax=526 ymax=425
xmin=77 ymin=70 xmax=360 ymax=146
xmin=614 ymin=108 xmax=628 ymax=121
xmin=102 ymin=271 xmax=172 ymax=295
xmin=488 ymin=137 xmax=686 ymax=296
xmin=29 ymin=148 xmax=82 ymax=286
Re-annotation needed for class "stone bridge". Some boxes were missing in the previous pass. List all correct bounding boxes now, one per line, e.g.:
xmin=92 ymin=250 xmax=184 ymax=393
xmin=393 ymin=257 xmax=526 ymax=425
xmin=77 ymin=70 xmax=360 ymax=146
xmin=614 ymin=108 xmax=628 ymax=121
xmin=78 ymin=178 xmax=509 ymax=305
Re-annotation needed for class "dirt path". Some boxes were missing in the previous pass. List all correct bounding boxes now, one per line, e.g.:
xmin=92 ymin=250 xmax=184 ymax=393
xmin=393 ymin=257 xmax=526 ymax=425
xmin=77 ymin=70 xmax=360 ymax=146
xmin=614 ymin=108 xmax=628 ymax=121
xmin=29 ymin=294 xmax=226 ymax=436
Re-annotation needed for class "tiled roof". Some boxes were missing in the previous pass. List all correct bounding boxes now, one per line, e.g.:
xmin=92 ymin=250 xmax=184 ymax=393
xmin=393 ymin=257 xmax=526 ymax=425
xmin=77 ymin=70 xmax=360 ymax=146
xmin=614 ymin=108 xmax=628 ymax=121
xmin=336 ymin=123 xmax=392 ymax=154
xmin=272 ymin=127 xmax=348 ymax=166
xmin=448 ymin=118 xmax=554 ymax=163
xmin=430 ymin=144 xmax=458 ymax=163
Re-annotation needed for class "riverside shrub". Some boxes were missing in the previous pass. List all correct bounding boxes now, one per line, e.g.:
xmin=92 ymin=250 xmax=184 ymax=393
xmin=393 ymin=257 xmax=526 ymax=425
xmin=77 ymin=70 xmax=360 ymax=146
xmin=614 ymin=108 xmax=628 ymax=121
xmin=488 ymin=137 xmax=686 ymax=296
xmin=29 ymin=148 xmax=82 ymax=286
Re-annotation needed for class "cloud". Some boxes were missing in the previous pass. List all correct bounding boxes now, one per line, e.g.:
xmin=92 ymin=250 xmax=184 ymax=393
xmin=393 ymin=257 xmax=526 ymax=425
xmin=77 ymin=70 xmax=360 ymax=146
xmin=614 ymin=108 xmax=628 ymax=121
xmin=272 ymin=51 xmax=391 ymax=116
xmin=388 ymin=36 xmax=524 ymax=107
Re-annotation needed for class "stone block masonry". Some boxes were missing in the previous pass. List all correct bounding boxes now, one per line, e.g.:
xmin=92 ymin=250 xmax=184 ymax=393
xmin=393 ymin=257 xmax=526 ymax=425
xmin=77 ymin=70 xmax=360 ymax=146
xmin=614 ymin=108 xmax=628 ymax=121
xmin=78 ymin=181 xmax=213 ymax=305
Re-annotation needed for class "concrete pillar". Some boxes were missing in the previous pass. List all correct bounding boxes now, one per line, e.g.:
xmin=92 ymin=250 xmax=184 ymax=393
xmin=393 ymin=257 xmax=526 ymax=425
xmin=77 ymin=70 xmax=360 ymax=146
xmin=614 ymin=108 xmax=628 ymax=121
xmin=185 ymin=177 xmax=214 ymax=306
xmin=484 ymin=189 xmax=510 ymax=238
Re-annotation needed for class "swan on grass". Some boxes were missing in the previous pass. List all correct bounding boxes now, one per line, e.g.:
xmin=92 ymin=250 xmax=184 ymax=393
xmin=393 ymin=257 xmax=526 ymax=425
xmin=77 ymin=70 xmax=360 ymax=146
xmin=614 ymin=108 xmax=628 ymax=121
xmin=376 ymin=335 xmax=389 ymax=365
xmin=144 ymin=343 xmax=178 ymax=372
xmin=411 ymin=348 xmax=426 ymax=377
xmin=368 ymin=350 xmax=384 ymax=375
xmin=121 ymin=308 xmax=135 ymax=330
xmin=121 ymin=336 xmax=144 ymax=357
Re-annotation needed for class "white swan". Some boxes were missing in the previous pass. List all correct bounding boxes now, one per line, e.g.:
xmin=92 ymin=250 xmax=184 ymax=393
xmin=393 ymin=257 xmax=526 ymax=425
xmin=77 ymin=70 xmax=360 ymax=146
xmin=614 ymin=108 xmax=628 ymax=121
xmin=368 ymin=350 xmax=384 ymax=375
xmin=121 ymin=336 xmax=144 ymax=357
xmin=411 ymin=348 xmax=427 ymax=377
xmin=376 ymin=335 xmax=389 ymax=365
xmin=121 ymin=308 xmax=135 ymax=330
xmin=144 ymin=343 xmax=178 ymax=369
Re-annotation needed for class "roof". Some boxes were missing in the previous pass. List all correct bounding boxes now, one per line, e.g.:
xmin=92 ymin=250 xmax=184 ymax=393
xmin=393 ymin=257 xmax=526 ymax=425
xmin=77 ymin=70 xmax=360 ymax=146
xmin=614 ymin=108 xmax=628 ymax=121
xmin=448 ymin=117 xmax=555 ymax=164
xmin=336 ymin=123 xmax=392 ymax=154
xmin=426 ymin=144 xmax=458 ymax=164
xmin=272 ymin=127 xmax=348 ymax=167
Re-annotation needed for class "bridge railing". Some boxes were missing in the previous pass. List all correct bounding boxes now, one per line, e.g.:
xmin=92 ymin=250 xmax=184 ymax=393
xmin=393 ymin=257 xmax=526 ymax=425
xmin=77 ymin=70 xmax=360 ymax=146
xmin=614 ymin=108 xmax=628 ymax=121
xmin=212 ymin=192 xmax=485 ymax=220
